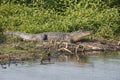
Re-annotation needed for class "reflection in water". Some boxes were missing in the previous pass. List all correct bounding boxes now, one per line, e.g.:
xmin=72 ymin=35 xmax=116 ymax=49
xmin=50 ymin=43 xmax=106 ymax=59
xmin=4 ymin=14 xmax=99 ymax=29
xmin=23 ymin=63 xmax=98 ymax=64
xmin=0 ymin=51 xmax=120 ymax=68
xmin=52 ymin=54 xmax=88 ymax=64
xmin=0 ymin=51 xmax=120 ymax=80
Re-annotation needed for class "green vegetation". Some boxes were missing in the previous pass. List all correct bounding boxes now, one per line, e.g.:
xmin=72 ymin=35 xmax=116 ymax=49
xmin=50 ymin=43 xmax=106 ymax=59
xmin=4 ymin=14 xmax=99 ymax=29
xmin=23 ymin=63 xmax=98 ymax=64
xmin=0 ymin=0 xmax=120 ymax=39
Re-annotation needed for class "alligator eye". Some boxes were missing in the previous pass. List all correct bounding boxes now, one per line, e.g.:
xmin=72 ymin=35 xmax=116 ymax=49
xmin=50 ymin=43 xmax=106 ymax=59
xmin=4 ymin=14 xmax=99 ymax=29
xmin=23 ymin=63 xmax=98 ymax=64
xmin=43 ymin=34 xmax=48 ymax=41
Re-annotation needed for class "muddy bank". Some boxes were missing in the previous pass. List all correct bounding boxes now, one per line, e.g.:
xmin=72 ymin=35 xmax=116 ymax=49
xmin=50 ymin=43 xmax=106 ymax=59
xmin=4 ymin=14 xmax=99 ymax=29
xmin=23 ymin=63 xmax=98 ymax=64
xmin=1 ymin=30 xmax=120 ymax=53
xmin=77 ymin=39 xmax=120 ymax=51
xmin=0 ymin=38 xmax=120 ymax=55
xmin=0 ymin=38 xmax=120 ymax=66
xmin=37 ymin=39 xmax=120 ymax=52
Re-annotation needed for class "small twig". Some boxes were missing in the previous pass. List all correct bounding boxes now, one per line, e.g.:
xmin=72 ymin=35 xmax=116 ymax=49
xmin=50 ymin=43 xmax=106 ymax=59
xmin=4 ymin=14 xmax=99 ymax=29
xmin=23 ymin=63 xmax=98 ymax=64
xmin=58 ymin=48 xmax=72 ymax=54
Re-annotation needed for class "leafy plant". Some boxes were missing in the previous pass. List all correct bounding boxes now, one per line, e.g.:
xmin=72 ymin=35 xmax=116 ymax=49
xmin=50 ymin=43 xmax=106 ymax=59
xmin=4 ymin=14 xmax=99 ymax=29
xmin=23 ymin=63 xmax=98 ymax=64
xmin=0 ymin=0 xmax=119 ymax=39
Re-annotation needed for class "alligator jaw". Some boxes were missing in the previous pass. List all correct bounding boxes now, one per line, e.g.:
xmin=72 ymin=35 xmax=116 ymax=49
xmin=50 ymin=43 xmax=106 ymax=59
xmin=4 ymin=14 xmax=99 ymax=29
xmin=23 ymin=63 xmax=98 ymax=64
xmin=70 ymin=30 xmax=93 ymax=42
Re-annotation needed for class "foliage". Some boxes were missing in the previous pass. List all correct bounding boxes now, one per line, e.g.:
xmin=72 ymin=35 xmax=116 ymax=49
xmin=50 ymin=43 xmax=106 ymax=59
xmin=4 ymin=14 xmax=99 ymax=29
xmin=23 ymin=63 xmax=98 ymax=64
xmin=0 ymin=0 xmax=120 ymax=38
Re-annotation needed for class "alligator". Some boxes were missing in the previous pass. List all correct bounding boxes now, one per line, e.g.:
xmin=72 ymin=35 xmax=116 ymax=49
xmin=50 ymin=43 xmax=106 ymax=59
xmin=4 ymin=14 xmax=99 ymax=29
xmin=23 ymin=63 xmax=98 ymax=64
xmin=4 ymin=30 xmax=93 ymax=43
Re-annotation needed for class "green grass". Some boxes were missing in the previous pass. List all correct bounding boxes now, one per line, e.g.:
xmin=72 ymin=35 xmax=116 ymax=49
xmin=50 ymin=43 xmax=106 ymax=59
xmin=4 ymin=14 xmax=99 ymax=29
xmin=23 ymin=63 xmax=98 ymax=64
xmin=0 ymin=43 xmax=23 ymax=53
xmin=0 ymin=0 xmax=120 ymax=39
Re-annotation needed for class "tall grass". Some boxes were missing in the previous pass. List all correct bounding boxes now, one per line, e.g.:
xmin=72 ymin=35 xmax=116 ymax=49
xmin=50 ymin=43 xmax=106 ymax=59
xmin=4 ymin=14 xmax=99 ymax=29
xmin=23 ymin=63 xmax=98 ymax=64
xmin=0 ymin=0 xmax=120 ymax=38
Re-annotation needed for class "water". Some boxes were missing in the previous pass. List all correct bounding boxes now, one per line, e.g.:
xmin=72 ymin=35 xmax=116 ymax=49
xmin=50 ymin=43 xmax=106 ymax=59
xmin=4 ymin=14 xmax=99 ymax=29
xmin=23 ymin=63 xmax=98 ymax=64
xmin=0 ymin=52 xmax=120 ymax=80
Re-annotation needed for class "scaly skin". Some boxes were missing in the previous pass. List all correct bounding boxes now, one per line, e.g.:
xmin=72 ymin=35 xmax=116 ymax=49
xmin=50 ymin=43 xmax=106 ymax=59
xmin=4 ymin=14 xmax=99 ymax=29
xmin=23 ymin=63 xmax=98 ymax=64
xmin=4 ymin=30 xmax=93 ymax=42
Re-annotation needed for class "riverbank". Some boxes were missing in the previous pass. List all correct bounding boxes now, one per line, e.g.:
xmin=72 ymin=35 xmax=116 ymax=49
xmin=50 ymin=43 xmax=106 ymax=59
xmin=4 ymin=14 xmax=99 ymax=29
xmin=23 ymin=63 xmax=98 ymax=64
xmin=0 ymin=38 xmax=120 ymax=66
xmin=0 ymin=41 xmax=120 ymax=58
xmin=0 ymin=38 xmax=120 ymax=54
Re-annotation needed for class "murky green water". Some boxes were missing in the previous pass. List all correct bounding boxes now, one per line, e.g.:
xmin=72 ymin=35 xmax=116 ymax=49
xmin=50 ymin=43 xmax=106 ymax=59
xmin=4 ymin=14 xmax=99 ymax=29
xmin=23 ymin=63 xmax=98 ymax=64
xmin=0 ymin=51 xmax=120 ymax=80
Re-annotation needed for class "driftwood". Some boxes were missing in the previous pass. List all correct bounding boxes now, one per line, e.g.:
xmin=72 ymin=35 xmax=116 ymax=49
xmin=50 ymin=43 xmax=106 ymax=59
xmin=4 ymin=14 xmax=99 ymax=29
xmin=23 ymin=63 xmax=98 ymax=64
xmin=37 ymin=39 xmax=120 ymax=55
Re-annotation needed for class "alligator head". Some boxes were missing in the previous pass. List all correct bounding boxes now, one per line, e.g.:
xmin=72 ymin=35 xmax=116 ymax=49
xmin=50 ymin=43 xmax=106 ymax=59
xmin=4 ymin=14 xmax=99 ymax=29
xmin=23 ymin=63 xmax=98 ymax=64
xmin=70 ymin=30 xmax=93 ymax=42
